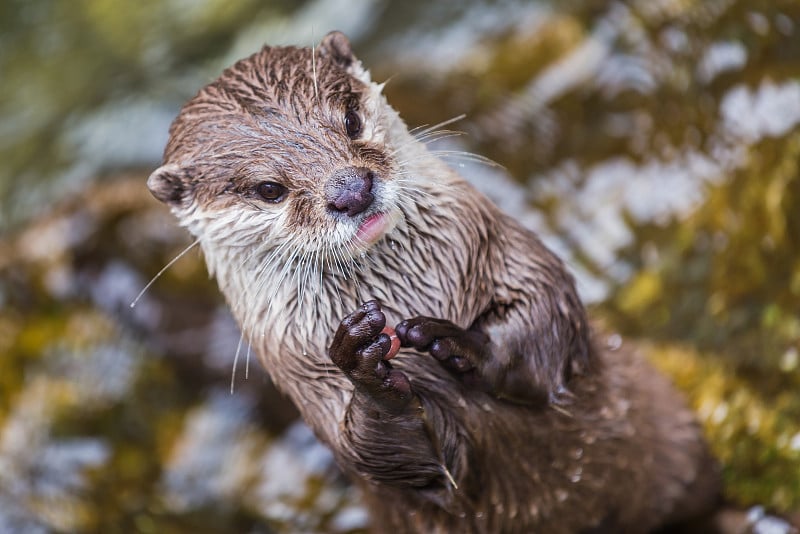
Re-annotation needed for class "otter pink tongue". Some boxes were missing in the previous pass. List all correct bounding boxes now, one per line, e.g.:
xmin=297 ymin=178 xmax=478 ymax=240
xmin=355 ymin=212 xmax=389 ymax=245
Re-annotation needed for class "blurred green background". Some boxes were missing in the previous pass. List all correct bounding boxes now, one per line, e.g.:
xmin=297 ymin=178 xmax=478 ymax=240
xmin=1 ymin=0 xmax=799 ymax=531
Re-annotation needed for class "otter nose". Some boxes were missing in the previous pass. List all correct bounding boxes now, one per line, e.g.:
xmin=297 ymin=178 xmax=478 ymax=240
xmin=326 ymin=167 xmax=375 ymax=217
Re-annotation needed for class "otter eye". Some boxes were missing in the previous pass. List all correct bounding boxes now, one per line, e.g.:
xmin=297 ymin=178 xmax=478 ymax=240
xmin=256 ymin=181 xmax=287 ymax=202
xmin=344 ymin=109 xmax=362 ymax=139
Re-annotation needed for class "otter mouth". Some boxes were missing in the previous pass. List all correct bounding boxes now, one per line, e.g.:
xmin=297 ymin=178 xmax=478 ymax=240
xmin=350 ymin=211 xmax=398 ymax=249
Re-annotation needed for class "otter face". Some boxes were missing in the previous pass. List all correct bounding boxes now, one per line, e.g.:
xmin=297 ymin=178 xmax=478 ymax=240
xmin=147 ymin=32 xmax=404 ymax=266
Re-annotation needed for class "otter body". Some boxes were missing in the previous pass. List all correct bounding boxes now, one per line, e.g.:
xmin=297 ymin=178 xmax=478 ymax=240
xmin=148 ymin=32 xmax=719 ymax=533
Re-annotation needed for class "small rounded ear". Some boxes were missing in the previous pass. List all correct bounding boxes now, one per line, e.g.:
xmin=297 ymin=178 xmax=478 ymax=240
xmin=147 ymin=163 xmax=190 ymax=205
xmin=318 ymin=31 xmax=356 ymax=70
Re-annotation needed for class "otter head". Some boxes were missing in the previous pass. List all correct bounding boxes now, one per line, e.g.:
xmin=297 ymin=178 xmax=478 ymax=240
xmin=147 ymin=32 xmax=409 ymax=288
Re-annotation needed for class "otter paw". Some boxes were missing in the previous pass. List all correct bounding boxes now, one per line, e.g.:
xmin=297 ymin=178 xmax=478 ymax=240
xmin=395 ymin=317 xmax=489 ymax=376
xmin=329 ymin=300 xmax=412 ymax=411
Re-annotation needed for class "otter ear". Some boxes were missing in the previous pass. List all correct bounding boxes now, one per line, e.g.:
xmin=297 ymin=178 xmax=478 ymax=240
xmin=147 ymin=163 xmax=192 ymax=205
xmin=318 ymin=31 xmax=358 ymax=71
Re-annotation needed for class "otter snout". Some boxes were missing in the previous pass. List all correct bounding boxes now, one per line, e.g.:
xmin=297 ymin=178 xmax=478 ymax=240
xmin=326 ymin=167 xmax=375 ymax=217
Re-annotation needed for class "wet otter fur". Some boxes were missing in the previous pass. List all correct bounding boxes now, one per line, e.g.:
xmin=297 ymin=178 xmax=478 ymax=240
xmin=147 ymin=31 xmax=720 ymax=533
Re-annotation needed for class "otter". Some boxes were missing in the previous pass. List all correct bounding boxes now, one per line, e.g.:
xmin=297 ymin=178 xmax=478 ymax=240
xmin=147 ymin=31 xmax=720 ymax=533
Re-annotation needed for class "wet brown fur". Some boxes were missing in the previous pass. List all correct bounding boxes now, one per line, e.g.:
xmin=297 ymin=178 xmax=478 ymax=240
xmin=148 ymin=32 xmax=721 ymax=533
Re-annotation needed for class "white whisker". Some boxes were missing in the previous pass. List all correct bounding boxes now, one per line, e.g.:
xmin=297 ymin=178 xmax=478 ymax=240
xmin=245 ymin=341 xmax=251 ymax=380
xmin=429 ymin=150 xmax=504 ymax=168
xmin=230 ymin=330 xmax=244 ymax=395
xmin=130 ymin=238 xmax=201 ymax=308
xmin=409 ymin=114 xmax=467 ymax=137
xmin=414 ymin=129 xmax=464 ymax=145
xmin=311 ymin=30 xmax=319 ymax=102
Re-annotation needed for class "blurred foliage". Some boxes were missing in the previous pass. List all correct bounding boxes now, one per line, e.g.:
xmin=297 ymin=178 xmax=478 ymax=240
xmin=606 ymin=131 xmax=800 ymax=371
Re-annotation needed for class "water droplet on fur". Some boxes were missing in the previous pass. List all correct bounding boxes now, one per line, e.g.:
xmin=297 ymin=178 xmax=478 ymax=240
xmin=570 ymin=447 xmax=584 ymax=460
xmin=555 ymin=489 xmax=568 ymax=502
xmin=568 ymin=465 xmax=583 ymax=483
xmin=360 ymin=252 xmax=366 ymax=259
xmin=389 ymin=239 xmax=398 ymax=250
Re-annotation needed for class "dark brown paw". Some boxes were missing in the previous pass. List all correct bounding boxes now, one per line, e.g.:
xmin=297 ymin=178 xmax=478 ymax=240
xmin=395 ymin=317 xmax=489 ymax=378
xmin=329 ymin=300 xmax=412 ymax=411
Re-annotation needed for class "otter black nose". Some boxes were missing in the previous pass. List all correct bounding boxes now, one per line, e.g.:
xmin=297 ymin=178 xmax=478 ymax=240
xmin=326 ymin=167 xmax=375 ymax=217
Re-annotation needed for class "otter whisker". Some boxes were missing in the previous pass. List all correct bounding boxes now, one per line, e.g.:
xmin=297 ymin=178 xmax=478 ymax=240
xmin=392 ymin=186 xmax=435 ymax=212
xmin=337 ymin=248 xmax=355 ymax=282
xmin=389 ymin=129 xmax=464 ymax=159
xmin=327 ymin=247 xmax=350 ymax=308
xmin=293 ymin=248 xmax=307 ymax=303
xmin=296 ymin=247 xmax=315 ymax=306
xmin=326 ymin=251 xmax=344 ymax=306
xmin=235 ymin=238 xmax=274 ymax=279
xmin=359 ymin=244 xmax=383 ymax=277
xmin=264 ymin=246 xmax=300 ymax=314
xmin=428 ymin=150 xmax=504 ymax=169
xmin=230 ymin=330 xmax=244 ymax=395
xmin=245 ymin=341 xmax=251 ymax=379
xmin=255 ymin=253 xmax=288 ymax=316
xmin=393 ymin=178 xmax=435 ymax=201
xmin=334 ymin=245 xmax=362 ymax=298
xmin=260 ymin=239 xmax=292 ymax=271
xmin=299 ymin=248 xmax=312 ymax=305
xmin=248 ymin=240 xmax=292 ymax=305
xmin=130 ymin=237 xmax=201 ymax=308
xmin=311 ymin=35 xmax=319 ymax=103
xmin=408 ymin=114 xmax=467 ymax=137
xmin=315 ymin=248 xmax=325 ymax=308
xmin=413 ymin=129 xmax=464 ymax=146
xmin=309 ymin=248 xmax=321 ymax=314
xmin=331 ymin=246 xmax=350 ymax=281
xmin=442 ymin=465 xmax=459 ymax=490
xmin=396 ymin=151 xmax=470 ymax=169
